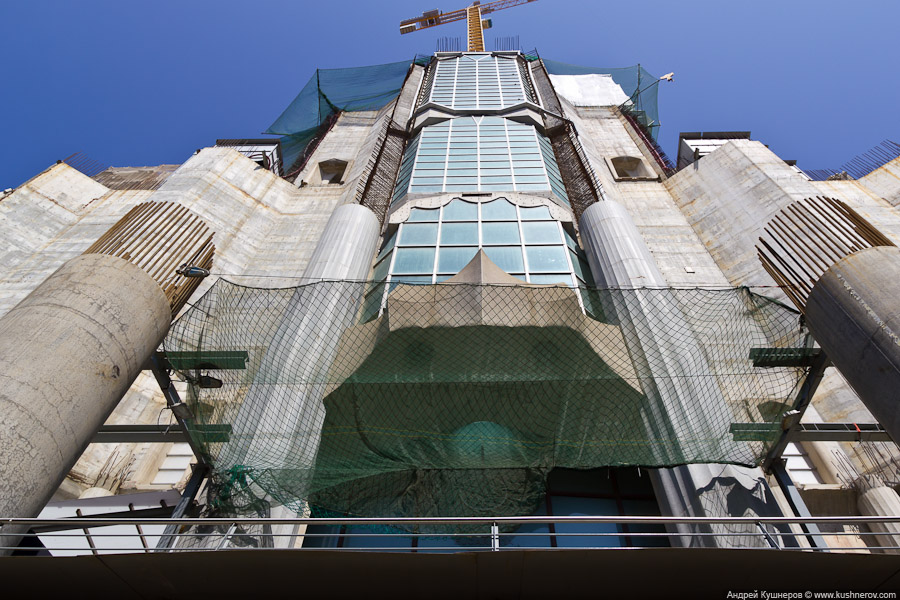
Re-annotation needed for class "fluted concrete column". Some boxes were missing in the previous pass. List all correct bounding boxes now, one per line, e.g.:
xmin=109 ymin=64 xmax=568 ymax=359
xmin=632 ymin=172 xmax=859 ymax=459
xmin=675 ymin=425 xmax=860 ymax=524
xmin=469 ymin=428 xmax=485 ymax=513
xmin=302 ymin=204 xmax=384 ymax=281
xmin=0 ymin=254 xmax=172 ymax=550
xmin=224 ymin=204 xmax=381 ymax=479
xmin=856 ymin=477 xmax=900 ymax=553
xmin=579 ymin=200 xmax=787 ymax=548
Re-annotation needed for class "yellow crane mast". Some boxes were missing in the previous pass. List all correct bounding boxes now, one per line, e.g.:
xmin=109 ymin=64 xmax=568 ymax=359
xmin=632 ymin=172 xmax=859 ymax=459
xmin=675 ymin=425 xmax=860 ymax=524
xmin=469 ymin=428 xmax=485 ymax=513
xmin=399 ymin=0 xmax=538 ymax=53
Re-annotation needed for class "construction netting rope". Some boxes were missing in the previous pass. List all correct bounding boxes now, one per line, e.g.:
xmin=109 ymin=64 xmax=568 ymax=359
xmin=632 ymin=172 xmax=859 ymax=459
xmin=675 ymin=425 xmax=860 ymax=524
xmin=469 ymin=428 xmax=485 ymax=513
xmin=164 ymin=279 xmax=806 ymax=519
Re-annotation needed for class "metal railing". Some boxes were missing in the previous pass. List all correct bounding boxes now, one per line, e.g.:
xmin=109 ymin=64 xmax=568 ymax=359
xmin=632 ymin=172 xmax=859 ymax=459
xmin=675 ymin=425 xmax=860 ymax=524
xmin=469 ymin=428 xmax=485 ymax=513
xmin=3 ymin=515 xmax=899 ymax=556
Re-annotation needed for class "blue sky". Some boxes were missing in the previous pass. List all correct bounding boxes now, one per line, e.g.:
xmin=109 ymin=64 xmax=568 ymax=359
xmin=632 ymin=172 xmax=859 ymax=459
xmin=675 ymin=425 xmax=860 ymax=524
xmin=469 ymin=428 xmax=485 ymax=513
xmin=1 ymin=0 xmax=898 ymax=189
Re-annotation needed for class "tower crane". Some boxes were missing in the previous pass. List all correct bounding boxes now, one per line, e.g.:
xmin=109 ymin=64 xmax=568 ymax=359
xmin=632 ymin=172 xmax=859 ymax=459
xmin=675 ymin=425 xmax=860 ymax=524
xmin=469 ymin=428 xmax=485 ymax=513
xmin=399 ymin=0 xmax=538 ymax=53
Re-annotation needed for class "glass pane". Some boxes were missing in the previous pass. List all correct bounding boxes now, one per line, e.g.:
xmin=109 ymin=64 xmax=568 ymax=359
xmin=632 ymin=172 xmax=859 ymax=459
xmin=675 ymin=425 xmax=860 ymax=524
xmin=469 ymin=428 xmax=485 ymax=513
xmin=359 ymin=286 xmax=385 ymax=324
xmin=393 ymin=247 xmax=435 ymax=274
xmin=550 ymin=496 xmax=624 ymax=548
xmin=522 ymin=221 xmax=562 ymax=244
xmin=480 ymin=168 xmax=511 ymax=176
xmin=572 ymin=252 xmax=595 ymax=286
xmin=343 ymin=526 xmax=413 ymax=549
xmin=526 ymin=245 xmax=569 ymax=272
xmin=372 ymin=255 xmax=391 ymax=281
xmin=417 ymin=531 xmax=491 ymax=552
xmin=515 ymin=175 xmax=549 ymax=184
xmin=445 ymin=168 xmax=477 ymax=177
xmin=442 ymin=199 xmax=478 ymax=221
xmin=437 ymin=246 xmax=478 ymax=273
xmin=513 ymin=168 xmax=546 ymax=176
xmin=301 ymin=524 xmax=341 ymax=548
xmin=376 ymin=231 xmax=397 ymax=262
xmin=505 ymin=499 xmax=552 ymax=548
xmin=529 ymin=273 xmax=573 ymax=286
xmin=483 ymin=246 xmax=524 ymax=272
xmin=445 ymin=176 xmax=477 ymax=186
xmin=481 ymin=221 xmax=520 ymax=244
xmin=399 ymin=223 xmax=438 ymax=245
xmin=412 ymin=177 xmax=444 ymax=185
xmin=407 ymin=208 xmax=440 ymax=222
xmin=481 ymin=199 xmax=517 ymax=221
xmin=441 ymin=222 xmax=478 ymax=245
xmin=519 ymin=205 xmax=553 ymax=220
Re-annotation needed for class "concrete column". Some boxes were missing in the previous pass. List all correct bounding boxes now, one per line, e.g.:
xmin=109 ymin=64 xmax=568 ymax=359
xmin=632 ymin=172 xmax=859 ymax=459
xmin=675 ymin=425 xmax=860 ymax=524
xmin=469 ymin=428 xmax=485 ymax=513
xmin=856 ymin=477 xmax=900 ymax=553
xmin=223 ymin=204 xmax=381 ymax=481
xmin=0 ymin=254 xmax=171 ymax=549
xmin=301 ymin=204 xmax=383 ymax=281
xmin=805 ymin=246 xmax=900 ymax=444
xmin=579 ymin=200 xmax=787 ymax=548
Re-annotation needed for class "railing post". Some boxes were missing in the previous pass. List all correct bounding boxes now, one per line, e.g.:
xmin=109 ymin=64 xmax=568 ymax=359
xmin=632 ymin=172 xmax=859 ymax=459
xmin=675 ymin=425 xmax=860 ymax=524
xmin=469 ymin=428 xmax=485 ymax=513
xmin=756 ymin=520 xmax=781 ymax=549
xmin=75 ymin=509 xmax=98 ymax=556
xmin=155 ymin=463 xmax=208 ymax=552
xmin=490 ymin=522 xmax=500 ymax=551
xmin=216 ymin=523 xmax=237 ymax=550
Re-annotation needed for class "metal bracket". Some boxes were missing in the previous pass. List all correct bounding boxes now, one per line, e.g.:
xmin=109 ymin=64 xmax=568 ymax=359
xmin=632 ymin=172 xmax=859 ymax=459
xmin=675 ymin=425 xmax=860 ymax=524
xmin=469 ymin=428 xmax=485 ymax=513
xmin=731 ymin=422 xmax=892 ymax=444
xmin=149 ymin=352 xmax=209 ymax=467
xmin=92 ymin=424 xmax=188 ymax=444
xmin=762 ymin=350 xmax=830 ymax=473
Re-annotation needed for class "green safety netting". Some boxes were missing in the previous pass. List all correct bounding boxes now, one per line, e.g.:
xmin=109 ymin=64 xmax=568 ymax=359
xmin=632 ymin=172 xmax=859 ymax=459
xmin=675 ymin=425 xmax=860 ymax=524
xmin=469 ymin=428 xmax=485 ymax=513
xmin=264 ymin=55 xmax=663 ymax=172
xmin=264 ymin=59 xmax=416 ymax=171
xmin=543 ymin=59 xmax=662 ymax=139
xmin=164 ymin=280 xmax=807 ymax=519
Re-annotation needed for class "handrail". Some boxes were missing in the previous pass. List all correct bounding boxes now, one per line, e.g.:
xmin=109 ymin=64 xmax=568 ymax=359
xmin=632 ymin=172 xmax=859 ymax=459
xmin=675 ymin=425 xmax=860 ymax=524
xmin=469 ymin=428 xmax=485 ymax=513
xmin=4 ymin=515 xmax=900 ymax=527
xmin=4 ymin=515 xmax=898 ymax=556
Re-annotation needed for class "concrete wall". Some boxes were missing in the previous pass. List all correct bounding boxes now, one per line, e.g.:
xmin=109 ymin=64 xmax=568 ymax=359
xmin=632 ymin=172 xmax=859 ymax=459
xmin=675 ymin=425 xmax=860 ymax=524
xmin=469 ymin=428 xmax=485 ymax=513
xmin=558 ymin=102 xmax=728 ymax=287
xmin=663 ymin=139 xmax=900 ymax=474
xmin=0 ymin=104 xmax=389 ymax=500
xmin=0 ymin=164 xmax=154 ymax=315
xmin=859 ymin=156 xmax=900 ymax=206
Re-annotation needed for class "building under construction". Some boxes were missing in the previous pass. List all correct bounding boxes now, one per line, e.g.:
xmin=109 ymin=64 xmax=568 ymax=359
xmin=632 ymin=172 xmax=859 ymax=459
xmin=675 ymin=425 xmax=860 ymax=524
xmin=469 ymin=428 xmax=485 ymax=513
xmin=2 ymin=1 xmax=900 ymax=596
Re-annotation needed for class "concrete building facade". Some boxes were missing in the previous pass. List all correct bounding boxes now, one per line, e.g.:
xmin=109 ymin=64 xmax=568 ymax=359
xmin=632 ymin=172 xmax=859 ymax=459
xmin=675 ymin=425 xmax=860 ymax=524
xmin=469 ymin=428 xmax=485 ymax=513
xmin=2 ymin=46 xmax=900 ymax=594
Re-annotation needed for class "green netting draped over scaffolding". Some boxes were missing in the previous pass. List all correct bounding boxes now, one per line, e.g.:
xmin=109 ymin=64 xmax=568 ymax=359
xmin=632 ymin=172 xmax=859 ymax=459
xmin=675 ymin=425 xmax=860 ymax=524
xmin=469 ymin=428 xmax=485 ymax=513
xmin=264 ymin=60 xmax=415 ymax=170
xmin=264 ymin=56 xmax=663 ymax=171
xmin=164 ymin=280 xmax=805 ymax=519
xmin=543 ymin=59 xmax=662 ymax=139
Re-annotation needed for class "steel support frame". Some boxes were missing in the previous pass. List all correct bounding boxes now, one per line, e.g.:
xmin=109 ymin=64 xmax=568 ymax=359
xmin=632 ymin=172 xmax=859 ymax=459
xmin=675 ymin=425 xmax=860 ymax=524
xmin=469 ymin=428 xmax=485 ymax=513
xmin=155 ymin=464 xmax=208 ymax=551
xmin=150 ymin=352 xmax=211 ymax=551
xmin=762 ymin=350 xmax=830 ymax=472
xmin=92 ymin=424 xmax=188 ymax=444
xmin=761 ymin=351 xmax=831 ymax=550
xmin=771 ymin=460 xmax=829 ymax=550
xmin=149 ymin=352 xmax=208 ymax=465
